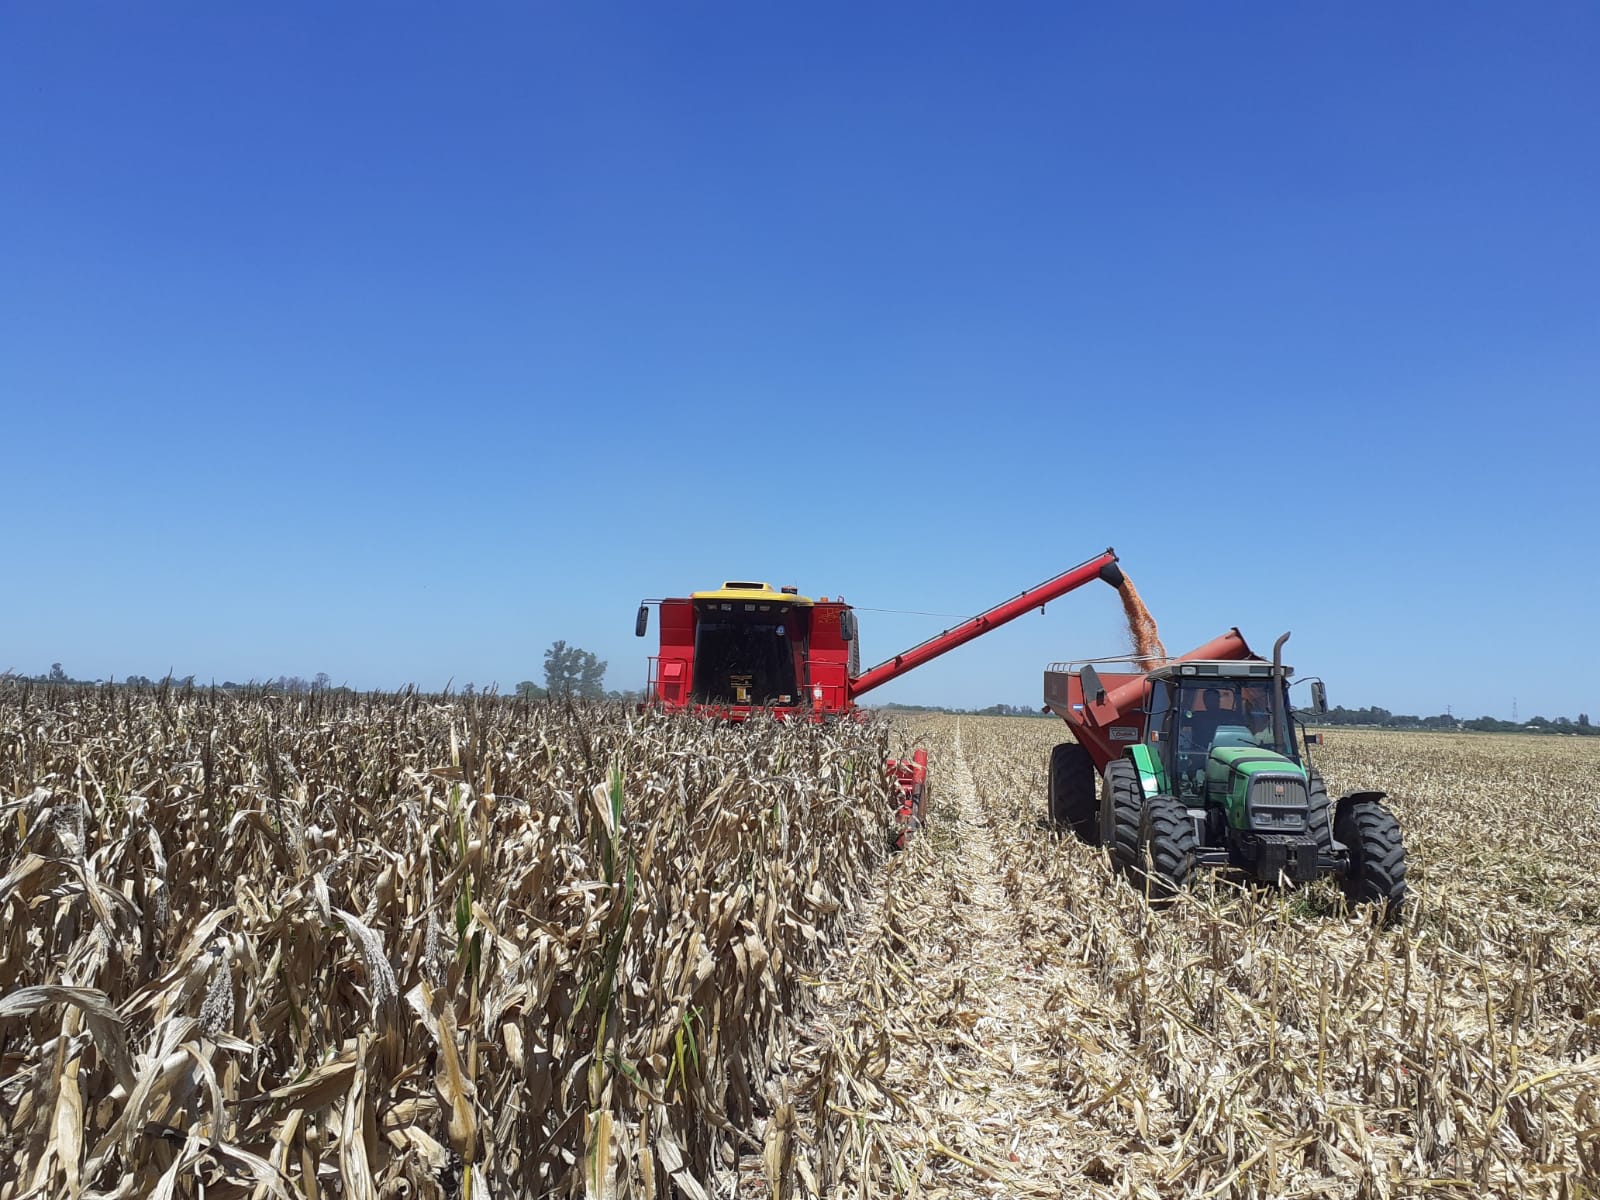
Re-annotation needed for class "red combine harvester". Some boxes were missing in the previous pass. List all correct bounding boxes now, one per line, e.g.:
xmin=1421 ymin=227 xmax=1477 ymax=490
xmin=635 ymin=549 xmax=1126 ymax=842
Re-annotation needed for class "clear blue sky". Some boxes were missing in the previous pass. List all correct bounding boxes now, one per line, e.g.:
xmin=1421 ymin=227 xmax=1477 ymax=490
xmin=2 ymin=4 xmax=1595 ymax=718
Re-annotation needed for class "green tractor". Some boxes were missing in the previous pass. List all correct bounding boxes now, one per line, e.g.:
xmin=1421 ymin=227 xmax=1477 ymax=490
xmin=1042 ymin=630 xmax=1408 ymax=918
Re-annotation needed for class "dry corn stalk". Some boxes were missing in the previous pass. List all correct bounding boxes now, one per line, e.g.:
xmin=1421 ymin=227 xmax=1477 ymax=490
xmin=0 ymin=682 xmax=895 ymax=1198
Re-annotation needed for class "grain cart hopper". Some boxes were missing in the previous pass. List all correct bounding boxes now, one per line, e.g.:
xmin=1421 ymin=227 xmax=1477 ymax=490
xmin=635 ymin=549 xmax=1126 ymax=843
xmin=1042 ymin=630 xmax=1407 ymax=918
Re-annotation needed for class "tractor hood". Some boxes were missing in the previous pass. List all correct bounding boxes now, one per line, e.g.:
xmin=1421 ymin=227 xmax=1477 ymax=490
xmin=1206 ymin=743 xmax=1309 ymax=831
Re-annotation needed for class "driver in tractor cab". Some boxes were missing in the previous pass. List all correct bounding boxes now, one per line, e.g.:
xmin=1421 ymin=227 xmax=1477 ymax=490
xmin=1180 ymin=686 xmax=1231 ymax=752
xmin=1243 ymin=690 xmax=1275 ymax=746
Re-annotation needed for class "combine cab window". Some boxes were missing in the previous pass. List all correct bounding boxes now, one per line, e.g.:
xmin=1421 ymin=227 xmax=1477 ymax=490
xmin=691 ymin=609 xmax=803 ymax=706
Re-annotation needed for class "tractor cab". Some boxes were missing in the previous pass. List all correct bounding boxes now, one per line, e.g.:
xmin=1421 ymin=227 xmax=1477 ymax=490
xmin=1143 ymin=663 xmax=1300 ymax=803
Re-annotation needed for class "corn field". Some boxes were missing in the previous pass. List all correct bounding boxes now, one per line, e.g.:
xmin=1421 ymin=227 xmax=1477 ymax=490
xmin=4 ymin=689 xmax=1599 ymax=1199
xmin=0 ymin=683 xmax=891 ymax=1198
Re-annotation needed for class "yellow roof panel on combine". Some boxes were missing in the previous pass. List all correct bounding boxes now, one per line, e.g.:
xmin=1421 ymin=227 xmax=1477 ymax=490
xmin=690 ymin=581 xmax=814 ymax=605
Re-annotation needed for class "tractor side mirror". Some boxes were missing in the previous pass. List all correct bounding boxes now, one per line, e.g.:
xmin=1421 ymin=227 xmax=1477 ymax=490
xmin=635 ymin=605 xmax=649 ymax=637
xmin=1311 ymin=680 xmax=1328 ymax=715
xmin=1304 ymin=732 xmax=1324 ymax=745
xmin=839 ymin=610 xmax=855 ymax=642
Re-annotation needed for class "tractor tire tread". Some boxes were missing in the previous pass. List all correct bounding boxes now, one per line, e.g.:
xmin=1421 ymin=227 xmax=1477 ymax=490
xmin=1307 ymin=772 xmax=1334 ymax=856
xmin=1048 ymin=742 xmax=1099 ymax=845
xmin=1335 ymin=798 xmax=1408 ymax=924
xmin=1101 ymin=758 xmax=1144 ymax=875
xmin=1140 ymin=793 xmax=1196 ymax=898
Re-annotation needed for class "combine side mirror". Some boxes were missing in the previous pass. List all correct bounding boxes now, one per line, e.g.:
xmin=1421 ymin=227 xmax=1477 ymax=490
xmin=1311 ymin=680 xmax=1328 ymax=715
xmin=635 ymin=605 xmax=649 ymax=638
xmin=839 ymin=610 xmax=856 ymax=642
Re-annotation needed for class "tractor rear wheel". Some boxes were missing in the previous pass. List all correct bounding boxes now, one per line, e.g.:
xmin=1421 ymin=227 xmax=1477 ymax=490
xmin=1048 ymin=742 xmax=1099 ymax=844
xmin=1335 ymin=798 xmax=1407 ymax=924
xmin=1139 ymin=793 xmax=1196 ymax=899
xmin=1100 ymin=758 xmax=1143 ymax=876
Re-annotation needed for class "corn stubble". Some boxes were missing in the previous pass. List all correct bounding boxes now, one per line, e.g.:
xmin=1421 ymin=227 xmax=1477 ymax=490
xmin=793 ymin=716 xmax=1600 ymax=1198
xmin=0 ymin=682 xmax=893 ymax=1198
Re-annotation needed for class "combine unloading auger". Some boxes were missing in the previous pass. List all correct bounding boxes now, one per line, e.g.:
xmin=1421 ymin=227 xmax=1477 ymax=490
xmin=634 ymin=549 xmax=1126 ymax=844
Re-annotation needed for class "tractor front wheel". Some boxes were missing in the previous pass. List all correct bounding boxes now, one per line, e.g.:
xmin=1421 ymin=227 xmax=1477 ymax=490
xmin=1140 ymin=793 xmax=1196 ymax=899
xmin=1335 ymin=798 xmax=1407 ymax=924
xmin=1308 ymin=772 xmax=1335 ymax=857
xmin=1100 ymin=758 xmax=1143 ymax=876
xmin=1049 ymin=742 xmax=1099 ymax=844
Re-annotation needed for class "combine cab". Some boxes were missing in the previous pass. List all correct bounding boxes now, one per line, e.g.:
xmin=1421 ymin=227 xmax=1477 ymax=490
xmin=1043 ymin=631 xmax=1408 ymax=919
xmin=635 ymin=581 xmax=858 ymax=715
xmin=636 ymin=550 xmax=1128 ymax=845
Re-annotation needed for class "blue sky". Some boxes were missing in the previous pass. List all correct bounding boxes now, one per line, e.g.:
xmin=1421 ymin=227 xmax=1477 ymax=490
xmin=2 ymin=4 xmax=1595 ymax=718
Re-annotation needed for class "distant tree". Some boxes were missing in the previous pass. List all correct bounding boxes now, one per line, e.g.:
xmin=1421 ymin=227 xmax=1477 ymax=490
xmin=1580 ymin=713 xmax=1591 ymax=728
xmin=314 ymin=672 xmax=332 ymax=691
xmin=1464 ymin=715 xmax=1522 ymax=733
xmin=975 ymin=703 xmax=1048 ymax=717
xmin=515 ymin=680 xmax=548 ymax=700
xmin=544 ymin=641 xmax=607 ymax=700
xmin=49 ymin=663 xmax=67 ymax=683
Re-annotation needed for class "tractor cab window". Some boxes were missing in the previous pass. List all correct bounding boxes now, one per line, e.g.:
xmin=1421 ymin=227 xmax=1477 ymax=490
xmin=691 ymin=606 xmax=803 ymax=707
xmin=1145 ymin=679 xmax=1173 ymax=751
xmin=1176 ymin=681 xmax=1294 ymax=758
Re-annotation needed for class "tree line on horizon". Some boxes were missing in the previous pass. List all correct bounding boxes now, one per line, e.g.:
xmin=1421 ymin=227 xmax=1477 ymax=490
xmin=1304 ymin=704 xmax=1595 ymax=735
xmin=11 ymin=641 xmax=644 ymax=703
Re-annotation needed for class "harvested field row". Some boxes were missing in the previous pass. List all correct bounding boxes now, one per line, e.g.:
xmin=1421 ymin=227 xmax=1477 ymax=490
xmin=789 ymin=716 xmax=1600 ymax=1198
xmin=0 ymin=684 xmax=894 ymax=1198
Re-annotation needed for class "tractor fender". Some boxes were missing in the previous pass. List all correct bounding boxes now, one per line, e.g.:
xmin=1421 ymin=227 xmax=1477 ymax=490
xmin=1335 ymin=790 xmax=1388 ymax=822
xmin=1126 ymin=743 xmax=1164 ymax=798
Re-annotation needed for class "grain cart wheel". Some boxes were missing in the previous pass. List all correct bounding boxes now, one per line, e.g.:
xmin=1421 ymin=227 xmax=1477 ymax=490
xmin=1335 ymin=798 xmax=1408 ymax=924
xmin=1099 ymin=758 xmax=1144 ymax=876
xmin=1048 ymin=742 xmax=1100 ymax=844
xmin=1307 ymin=772 xmax=1335 ymax=857
xmin=1139 ymin=793 xmax=1196 ymax=899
